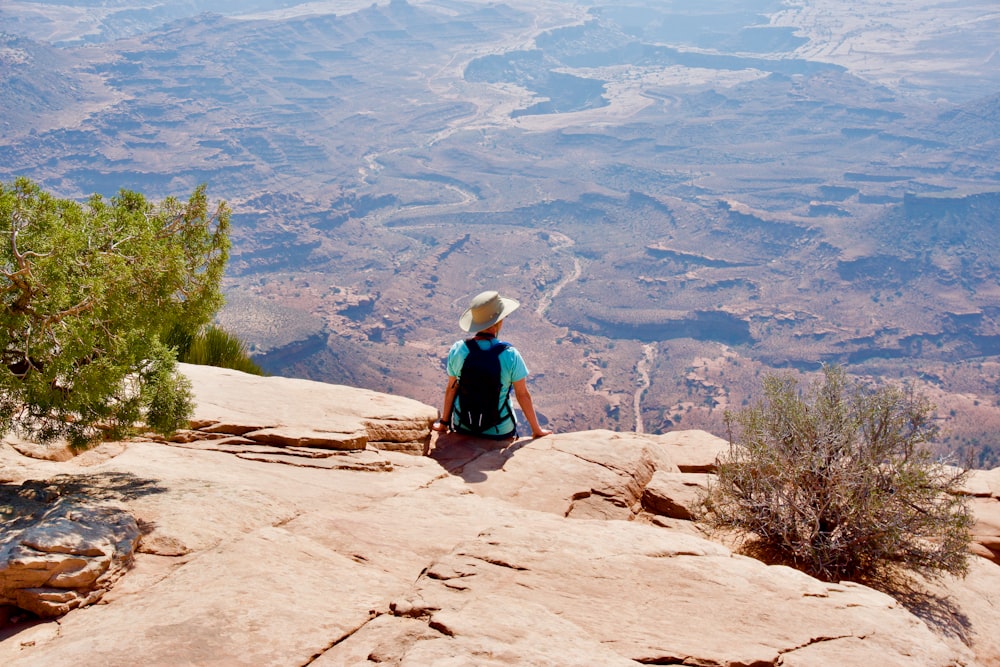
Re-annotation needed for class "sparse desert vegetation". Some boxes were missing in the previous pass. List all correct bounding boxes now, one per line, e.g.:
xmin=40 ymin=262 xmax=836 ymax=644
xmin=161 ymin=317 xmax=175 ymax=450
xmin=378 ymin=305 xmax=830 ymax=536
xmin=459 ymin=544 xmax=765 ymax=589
xmin=705 ymin=366 xmax=973 ymax=583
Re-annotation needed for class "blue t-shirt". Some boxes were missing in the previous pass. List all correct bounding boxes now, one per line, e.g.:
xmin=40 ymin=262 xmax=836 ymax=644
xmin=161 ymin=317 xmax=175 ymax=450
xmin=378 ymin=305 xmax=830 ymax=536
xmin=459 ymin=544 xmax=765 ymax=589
xmin=447 ymin=338 xmax=528 ymax=437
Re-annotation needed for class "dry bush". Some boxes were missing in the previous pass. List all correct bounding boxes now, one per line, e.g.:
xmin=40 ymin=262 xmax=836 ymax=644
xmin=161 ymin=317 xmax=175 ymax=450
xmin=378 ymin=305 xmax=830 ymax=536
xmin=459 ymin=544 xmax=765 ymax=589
xmin=704 ymin=366 xmax=972 ymax=583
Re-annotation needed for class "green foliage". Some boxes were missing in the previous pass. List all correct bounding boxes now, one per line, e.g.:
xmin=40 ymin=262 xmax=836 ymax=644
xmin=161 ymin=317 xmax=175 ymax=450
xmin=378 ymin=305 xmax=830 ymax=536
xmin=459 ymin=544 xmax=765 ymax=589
xmin=704 ymin=365 xmax=972 ymax=583
xmin=180 ymin=325 xmax=264 ymax=376
xmin=143 ymin=346 xmax=195 ymax=436
xmin=0 ymin=177 xmax=230 ymax=444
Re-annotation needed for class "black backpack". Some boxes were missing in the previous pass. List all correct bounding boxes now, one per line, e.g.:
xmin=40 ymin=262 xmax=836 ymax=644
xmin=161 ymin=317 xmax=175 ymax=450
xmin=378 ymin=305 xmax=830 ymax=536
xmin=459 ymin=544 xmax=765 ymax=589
xmin=455 ymin=339 xmax=514 ymax=436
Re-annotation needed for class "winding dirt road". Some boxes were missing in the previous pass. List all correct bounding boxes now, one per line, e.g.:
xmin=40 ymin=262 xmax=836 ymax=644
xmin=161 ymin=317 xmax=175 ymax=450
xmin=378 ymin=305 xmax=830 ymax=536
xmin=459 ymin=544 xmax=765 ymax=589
xmin=535 ymin=232 xmax=581 ymax=319
xmin=633 ymin=343 xmax=658 ymax=434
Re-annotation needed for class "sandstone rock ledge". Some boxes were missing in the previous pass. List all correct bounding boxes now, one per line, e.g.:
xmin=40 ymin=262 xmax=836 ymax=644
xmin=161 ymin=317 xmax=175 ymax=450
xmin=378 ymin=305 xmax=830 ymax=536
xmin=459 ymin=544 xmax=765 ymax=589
xmin=0 ymin=366 xmax=997 ymax=666
xmin=176 ymin=362 xmax=438 ymax=455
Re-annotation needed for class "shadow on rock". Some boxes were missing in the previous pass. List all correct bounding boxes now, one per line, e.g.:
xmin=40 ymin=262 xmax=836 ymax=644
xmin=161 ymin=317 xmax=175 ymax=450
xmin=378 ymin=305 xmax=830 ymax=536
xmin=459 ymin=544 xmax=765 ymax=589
xmin=17 ymin=472 xmax=167 ymax=500
xmin=1 ymin=473 xmax=160 ymax=530
xmin=428 ymin=432 xmax=532 ymax=483
xmin=887 ymin=579 xmax=973 ymax=648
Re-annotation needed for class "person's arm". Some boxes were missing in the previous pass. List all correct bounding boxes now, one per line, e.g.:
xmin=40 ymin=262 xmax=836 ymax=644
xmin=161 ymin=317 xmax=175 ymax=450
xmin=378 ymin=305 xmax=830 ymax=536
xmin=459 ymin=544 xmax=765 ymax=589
xmin=433 ymin=375 xmax=459 ymax=432
xmin=512 ymin=378 xmax=552 ymax=438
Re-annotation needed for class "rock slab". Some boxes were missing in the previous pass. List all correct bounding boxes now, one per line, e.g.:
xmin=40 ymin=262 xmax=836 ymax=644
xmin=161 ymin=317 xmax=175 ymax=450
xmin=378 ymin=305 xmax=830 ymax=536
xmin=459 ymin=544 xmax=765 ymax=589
xmin=0 ymin=372 xmax=997 ymax=666
xmin=178 ymin=363 xmax=437 ymax=453
xmin=0 ymin=484 xmax=139 ymax=618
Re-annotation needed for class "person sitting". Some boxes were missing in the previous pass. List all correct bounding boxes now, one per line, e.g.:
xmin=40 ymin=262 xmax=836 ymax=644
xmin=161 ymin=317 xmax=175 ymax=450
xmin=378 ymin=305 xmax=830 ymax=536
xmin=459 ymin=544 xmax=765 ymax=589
xmin=431 ymin=290 xmax=552 ymax=440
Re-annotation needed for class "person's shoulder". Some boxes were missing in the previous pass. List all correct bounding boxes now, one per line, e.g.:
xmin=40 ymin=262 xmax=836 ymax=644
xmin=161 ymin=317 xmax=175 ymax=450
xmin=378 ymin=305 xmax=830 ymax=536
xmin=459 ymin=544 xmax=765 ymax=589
xmin=448 ymin=338 xmax=472 ymax=357
xmin=497 ymin=341 xmax=524 ymax=358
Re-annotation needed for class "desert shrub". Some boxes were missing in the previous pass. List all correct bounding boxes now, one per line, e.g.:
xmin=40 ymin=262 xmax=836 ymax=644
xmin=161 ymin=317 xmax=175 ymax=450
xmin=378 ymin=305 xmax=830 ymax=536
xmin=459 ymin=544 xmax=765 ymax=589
xmin=704 ymin=365 xmax=972 ymax=583
xmin=179 ymin=325 xmax=264 ymax=376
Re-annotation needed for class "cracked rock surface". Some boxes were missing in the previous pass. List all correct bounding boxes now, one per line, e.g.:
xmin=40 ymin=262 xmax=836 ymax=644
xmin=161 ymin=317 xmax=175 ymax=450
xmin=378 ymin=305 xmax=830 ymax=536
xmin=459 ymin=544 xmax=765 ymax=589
xmin=0 ymin=366 xmax=998 ymax=665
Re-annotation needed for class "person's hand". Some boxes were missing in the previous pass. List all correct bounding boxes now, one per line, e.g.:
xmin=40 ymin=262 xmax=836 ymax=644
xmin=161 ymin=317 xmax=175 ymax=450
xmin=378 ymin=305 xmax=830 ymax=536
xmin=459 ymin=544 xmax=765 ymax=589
xmin=431 ymin=419 xmax=450 ymax=432
xmin=531 ymin=429 xmax=553 ymax=438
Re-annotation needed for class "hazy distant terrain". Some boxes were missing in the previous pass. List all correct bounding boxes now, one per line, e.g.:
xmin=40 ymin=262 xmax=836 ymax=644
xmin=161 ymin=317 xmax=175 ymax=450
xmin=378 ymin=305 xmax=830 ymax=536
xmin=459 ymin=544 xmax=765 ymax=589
xmin=2 ymin=0 xmax=1000 ymax=464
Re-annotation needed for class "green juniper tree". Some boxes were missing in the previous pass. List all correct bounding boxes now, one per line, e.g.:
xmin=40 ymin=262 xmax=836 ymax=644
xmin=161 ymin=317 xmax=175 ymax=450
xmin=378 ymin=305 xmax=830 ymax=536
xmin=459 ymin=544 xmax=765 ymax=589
xmin=0 ymin=177 xmax=230 ymax=445
xmin=705 ymin=365 xmax=972 ymax=583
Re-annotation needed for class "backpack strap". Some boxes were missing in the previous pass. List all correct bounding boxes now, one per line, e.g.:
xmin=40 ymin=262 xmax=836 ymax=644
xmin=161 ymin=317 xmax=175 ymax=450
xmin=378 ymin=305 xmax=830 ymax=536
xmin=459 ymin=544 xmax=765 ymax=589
xmin=464 ymin=338 xmax=509 ymax=354
xmin=484 ymin=340 xmax=514 ymax=428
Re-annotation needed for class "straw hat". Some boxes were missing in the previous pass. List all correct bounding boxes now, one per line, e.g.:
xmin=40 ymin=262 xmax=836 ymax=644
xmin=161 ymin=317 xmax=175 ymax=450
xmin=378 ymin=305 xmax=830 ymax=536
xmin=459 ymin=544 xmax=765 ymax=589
xmin=459 ymin=290 xmax=520 ymax=332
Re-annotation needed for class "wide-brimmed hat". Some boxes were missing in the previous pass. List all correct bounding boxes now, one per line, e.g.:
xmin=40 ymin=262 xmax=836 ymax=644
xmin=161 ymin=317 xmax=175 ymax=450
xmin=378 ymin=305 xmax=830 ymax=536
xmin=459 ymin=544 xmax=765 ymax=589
xmin=459 ymin=290 xmax=520 ymax=332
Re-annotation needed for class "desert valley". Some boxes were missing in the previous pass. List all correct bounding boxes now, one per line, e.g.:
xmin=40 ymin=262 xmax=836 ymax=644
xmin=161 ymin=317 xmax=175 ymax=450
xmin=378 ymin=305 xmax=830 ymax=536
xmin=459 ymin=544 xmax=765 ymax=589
xmin=2 ymin=0 xmax=1000 ymax=463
